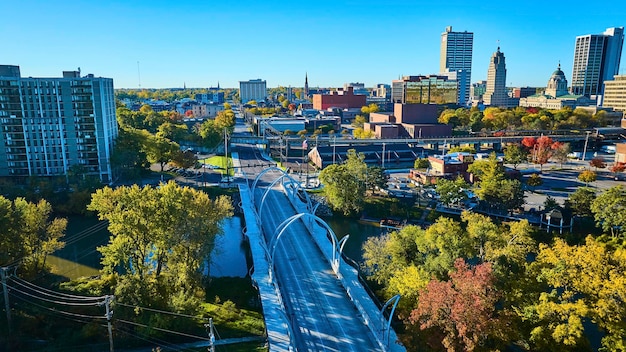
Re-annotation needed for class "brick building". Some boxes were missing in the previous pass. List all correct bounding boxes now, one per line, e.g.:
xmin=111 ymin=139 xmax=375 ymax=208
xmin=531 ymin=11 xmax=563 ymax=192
xmin=312 ymin=86 xmax=366 ymax=110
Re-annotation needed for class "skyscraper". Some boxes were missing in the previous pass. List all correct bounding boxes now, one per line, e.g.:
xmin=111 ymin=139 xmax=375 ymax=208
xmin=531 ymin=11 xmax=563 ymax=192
xmin=0 ymin=65 xmax=118 ymax=181
xmin=483 ymin=47 xmax=510 ymax=107
xmin=440 ymin=26 xmax=473 ymax=104
xmin=239 ymin=79 xmax=267 ymax=103
xmin=571 ymin=27 xmax=624 ymax=98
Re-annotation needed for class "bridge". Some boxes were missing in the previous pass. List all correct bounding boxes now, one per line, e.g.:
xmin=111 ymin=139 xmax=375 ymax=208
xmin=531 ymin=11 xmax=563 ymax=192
xmin=238 ymin=167 xmax=405 ymax=352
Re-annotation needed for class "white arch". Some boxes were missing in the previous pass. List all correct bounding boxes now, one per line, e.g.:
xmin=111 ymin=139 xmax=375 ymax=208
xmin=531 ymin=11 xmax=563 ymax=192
xmin=251 ymin=166 xmax=284 ymax=199
xmin=268 ymin=213 xmax=348 ymax=276
xmin=254 ymin=169 xmax=314 ymax=217
xmin=380 ymin=294 xmax=401 ymax=346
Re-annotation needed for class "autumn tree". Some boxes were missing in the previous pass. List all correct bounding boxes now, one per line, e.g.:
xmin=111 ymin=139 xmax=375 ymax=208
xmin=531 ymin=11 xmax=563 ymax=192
xmin=610 ymin=162 xmax=626 ymax=178
xmin=589 ymin=156 xmax=607 ymax=171
xmin=526 ymin=173 xmax=543 ymax=191
xmin=411 ymin=259 xmax=500 ymax=352
xmin=526 ymin=237 xmax=626 ymax=350
xmin=551 ymin=142 xmax=570 ymax=168
xmin=578 ymin=170 xmax=597 ymax=186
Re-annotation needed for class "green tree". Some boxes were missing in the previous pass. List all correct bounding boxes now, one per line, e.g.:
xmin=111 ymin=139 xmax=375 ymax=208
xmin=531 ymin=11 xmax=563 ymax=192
xmin=13 ymin=198 xmax=67 ymax=274
xmin=414 ymin=158 xmax=430 ymax=169
xmin=591 ymin=186 xmax=626 ymax=237
xmin=436 ymin=177 xmax=470 ymax=207
xmin=365 ymin=166 xmax=388 ymax=194
xmin=566 ymin=187 xmax=596 ymax=218
xmin=88 ymin=182 xmax=233 ymax=308
xmin=145 ymin=135 xmax=180 ymax=172
xmin=319 ymin=149 xmax=366 ymax=215
xmin=471 ymin=155 xmax=524 ymax=212
xmin=447 ymin=146 xmax=476 ymax=154
xmin=578 ymin=170 xmax=597 ymax=186
xmin=504 ymin=144 xmax=529 ymax=170
xmin=110 ymin=128 xmax=151 ymax=181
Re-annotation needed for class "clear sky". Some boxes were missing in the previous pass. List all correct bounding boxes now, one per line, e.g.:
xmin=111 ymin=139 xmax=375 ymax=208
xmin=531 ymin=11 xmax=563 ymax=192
xmin=2 ymin=0 xmax=625 ymax=89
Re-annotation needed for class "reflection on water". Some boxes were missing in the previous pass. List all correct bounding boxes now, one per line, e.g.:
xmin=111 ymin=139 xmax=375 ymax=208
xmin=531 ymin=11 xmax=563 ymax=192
xmin=324 ymin=218 xmax=384 ymax=263
xmin=50 ymin=215 xmax=249 ymax=280
xmin=209 ymin=216 xmax=248 ymax=278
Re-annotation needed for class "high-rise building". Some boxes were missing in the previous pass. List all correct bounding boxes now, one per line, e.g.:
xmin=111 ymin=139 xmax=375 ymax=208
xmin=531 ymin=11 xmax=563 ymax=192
xmin=483 ymin=47 xmax=511 ymax=107
xmin=391 ymin=75 xmax=458 ymax=105
xmin=0 ymin=65 xmax=117 ymax=181
xmin=571 ymin=27 xmax=624 ymax=98
xmin=603 ymin=75 xmax=626 ymax=113
xmin=239 ymin=79 xmax=267 ymax=103
xmin=440 ymin=26 xmax=473 ymax=104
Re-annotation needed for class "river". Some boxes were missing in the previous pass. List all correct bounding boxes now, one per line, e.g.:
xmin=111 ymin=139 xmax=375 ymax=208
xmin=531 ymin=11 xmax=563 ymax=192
xmin=48 ymin=215 xmax=382 ymax=280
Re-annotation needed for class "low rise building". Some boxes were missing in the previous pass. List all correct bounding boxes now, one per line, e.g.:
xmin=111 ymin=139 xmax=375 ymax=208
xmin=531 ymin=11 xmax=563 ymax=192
xmin=308 ymin=144 xmax=424 ymax=169
xmin=365 ymin=103 xmax=452 ymax=138
xmin=312 ymin=86 xmax=367 ymax=110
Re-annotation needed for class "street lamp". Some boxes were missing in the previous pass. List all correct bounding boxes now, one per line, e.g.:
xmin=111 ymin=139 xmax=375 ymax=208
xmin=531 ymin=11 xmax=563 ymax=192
xmin=582 ymin=130 xmax=591 ymax=161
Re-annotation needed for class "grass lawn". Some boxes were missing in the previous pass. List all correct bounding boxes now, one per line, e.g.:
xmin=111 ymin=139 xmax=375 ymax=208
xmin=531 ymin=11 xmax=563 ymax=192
xmin=199 ymin=156 xmax=234 ymax=176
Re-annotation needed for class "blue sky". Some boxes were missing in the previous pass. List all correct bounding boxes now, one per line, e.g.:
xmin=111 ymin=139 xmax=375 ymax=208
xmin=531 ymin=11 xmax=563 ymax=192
xmin=2 ymin=0 xmax=625 ymax=89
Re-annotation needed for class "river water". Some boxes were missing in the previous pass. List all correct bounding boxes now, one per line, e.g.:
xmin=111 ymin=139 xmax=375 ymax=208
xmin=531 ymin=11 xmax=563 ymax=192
xmin=48 ymin=215 xmax=382 ymax=280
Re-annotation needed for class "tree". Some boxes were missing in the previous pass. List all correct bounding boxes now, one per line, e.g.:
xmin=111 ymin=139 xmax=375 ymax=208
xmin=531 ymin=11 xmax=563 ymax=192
xmin=589 ymin=156 xmax=607 ymax=171
xmin=414 ymin=158 xmax=430 ymax=169
xmin=0 ymin=197 xmax=67 ymax=275
xmin=353 ymin=127 xmax=374 ymax=139
xmin=352 ymin=115 xmax=367 ymax=128
xmin=110 ymin=127 xmax=151 ymax=181
xmin=504 ymin=144 xmax=528 ymax=169
xmin=170 ymin=149 xmax=197 ymax=169
xmin=578 ymin=170 xmax=597 ymax=186
xmin=471 ymin=155 xmax=524 ymax=212
xmin=526 ymin=173 xmax=543 ymax=191
xmin=551 ymin=142 xmax=570 ymax=169
xmin=610 ymin=162 xmax=626 ymax=179
xmin=527 ymin=237 xmax=626 ymax=350
xmin=88 ymin=182 xmax=233 ymax=307
xmin=436 ymin=177 xmax=470 ymax=207
xmin=448 ymin=146 xmax=476 ymax=154
xmin=566 ymin=187 xmax=596 ymax=218
xmin=591 ymin=186 xmax=626 ymax=237
xmin=411 ymin=259 xmax=499 ymax=352
xmin=145 ymin=135 xmax=180 ymax=172
xmin=365 ymin=166 xmax=388 ymax=194
xmin=297 ymin=129 xmax=308 ymax=138
xmin=319 ymin=149 xmax=366 ymax=216
xmin=533 ymin=136 xmax=557 ymax=170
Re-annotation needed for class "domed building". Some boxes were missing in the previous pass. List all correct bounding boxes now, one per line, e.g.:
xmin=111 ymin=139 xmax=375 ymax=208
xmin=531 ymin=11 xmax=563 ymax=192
xmin=520 ymin=64 xmax=594 ymax=109
xmin=545 ymin=64 xmax=569 ymax=98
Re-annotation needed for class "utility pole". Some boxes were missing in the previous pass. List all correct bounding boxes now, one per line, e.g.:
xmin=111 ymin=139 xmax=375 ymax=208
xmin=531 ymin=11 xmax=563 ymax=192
xmin=224 ymin=128 xmax=229 ymax=180
xmin=205 ymin=318 xmax=216 ymax=352
xmin=1 ymin=267 xmax=11 ymax=333
xmin=582 ymin=130 xmax=591 ymax=161
xmin=382 ymin=143 xmax=386 ymax=168
xmin=104 ymin=295 xmax=114 ymax=352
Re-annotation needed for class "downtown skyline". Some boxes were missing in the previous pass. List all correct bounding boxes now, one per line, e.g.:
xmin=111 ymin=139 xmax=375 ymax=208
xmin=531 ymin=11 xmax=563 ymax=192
xmin=3 ymin=0 xmax=626 ymax=89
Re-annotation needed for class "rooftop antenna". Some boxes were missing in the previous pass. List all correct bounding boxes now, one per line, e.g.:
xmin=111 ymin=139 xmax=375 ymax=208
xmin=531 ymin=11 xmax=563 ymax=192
xmin=137 ymin=61 xmax=141 ymax=89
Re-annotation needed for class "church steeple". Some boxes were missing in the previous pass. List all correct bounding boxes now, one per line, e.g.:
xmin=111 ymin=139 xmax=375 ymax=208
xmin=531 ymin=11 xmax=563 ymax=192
xmin=304 ymin=72 xmax=309 ymax=99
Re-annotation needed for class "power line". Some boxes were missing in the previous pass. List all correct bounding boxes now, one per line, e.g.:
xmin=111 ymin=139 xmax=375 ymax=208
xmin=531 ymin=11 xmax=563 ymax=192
xmin=10 ymin=276 xmax=106 ymax=301
xmin=7 ymin=283 xmax=104 ymax=306
xmin=116 ymin=302 xmax=208 ymax=321
xmin=117 ymin=319 xmax=211 ymax=341
xmin=8 ymin=291 xmax=105 ymax=320
xmin=116 ymin=325 xmax=186 ymax=352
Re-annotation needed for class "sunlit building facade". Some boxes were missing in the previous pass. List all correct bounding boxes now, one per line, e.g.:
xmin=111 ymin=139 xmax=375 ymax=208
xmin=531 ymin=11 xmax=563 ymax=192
xmin=0 ymin=65 xmax=117 ymax=182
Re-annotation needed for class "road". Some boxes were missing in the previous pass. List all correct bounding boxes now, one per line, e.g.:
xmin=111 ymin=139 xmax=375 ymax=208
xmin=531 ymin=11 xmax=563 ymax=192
xmin=255 ymin=185 xmax=382 ymax=351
